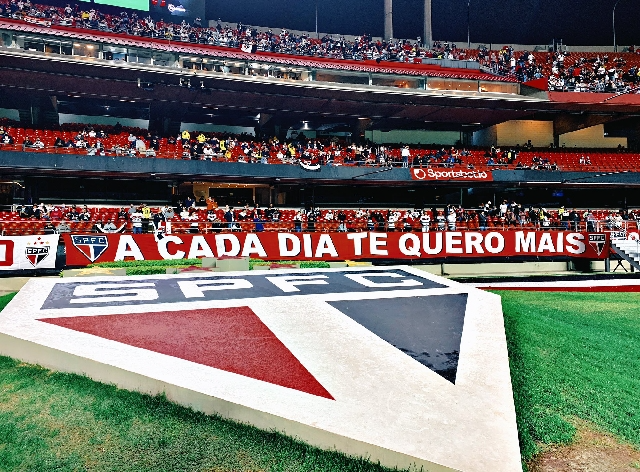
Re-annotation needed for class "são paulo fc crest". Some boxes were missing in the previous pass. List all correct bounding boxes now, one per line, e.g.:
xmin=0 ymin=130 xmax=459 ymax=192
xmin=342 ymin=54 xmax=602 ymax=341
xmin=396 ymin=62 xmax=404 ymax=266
xmin=71 ymin=235 xmax=109 ymax=263
xmin=588 ymin=233 xmax=607 ymax=256
xmin=24 ymin=237 xmax=51 ymax=267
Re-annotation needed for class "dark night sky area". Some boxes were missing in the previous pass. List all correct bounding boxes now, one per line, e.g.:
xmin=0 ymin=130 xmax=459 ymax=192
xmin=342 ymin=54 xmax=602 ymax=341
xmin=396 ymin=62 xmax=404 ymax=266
xmin=205 ymin=0 xmax=639 ymax=47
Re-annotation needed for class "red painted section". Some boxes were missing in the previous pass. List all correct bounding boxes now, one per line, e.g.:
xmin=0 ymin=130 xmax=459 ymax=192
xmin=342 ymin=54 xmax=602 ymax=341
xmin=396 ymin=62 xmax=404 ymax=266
xmin=522 ymin=77 xmax=548 ymax=91
xmin=484 ymin=285 xmax=640 ymax=292
xmin=39 ymin=307 xmax=333 ymax=399
xmin=548 ymin=92 xmax=615 ymax=103
xmin=549 ymin=91 xmax=640 ymax=106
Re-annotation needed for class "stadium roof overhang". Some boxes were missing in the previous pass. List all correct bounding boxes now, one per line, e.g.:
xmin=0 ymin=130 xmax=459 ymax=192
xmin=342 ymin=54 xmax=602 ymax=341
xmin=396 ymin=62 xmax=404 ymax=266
xmin=2 ymin=50 xmax=640 ymax=132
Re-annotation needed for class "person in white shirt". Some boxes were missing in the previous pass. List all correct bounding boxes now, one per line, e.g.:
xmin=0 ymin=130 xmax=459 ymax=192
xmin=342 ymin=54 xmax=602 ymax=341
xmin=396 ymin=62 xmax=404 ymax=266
xmin=447 ymin=210 xmax=457 ymax=231
xmin=387 ymin=211 xmax=399 ymax=231
xmin=401 ymin=146 xmax=410 ymax=168
xmin=499 ymin=200 xmax=508 ymax=217
xmin=102 ymin=219 xmax=118 ymax=233
xmin=420 ymin=211 xmax=431 ymax=232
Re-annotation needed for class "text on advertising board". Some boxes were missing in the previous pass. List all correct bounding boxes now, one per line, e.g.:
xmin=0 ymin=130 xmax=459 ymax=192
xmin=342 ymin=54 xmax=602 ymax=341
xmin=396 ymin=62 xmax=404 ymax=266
xmin=63 ymin=232 xmax=608 ymax=265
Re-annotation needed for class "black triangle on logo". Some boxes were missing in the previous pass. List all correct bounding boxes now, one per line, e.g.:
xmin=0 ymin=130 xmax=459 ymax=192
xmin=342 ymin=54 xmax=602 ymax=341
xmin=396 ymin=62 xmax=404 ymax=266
xmin=328 ymin=294 xmax=467 ymax=384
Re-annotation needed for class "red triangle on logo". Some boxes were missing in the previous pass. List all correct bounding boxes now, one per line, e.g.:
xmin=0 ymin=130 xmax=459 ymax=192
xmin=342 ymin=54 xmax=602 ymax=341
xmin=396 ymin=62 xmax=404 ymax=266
xmin=39 ymin=307 xmax=333 ymax=399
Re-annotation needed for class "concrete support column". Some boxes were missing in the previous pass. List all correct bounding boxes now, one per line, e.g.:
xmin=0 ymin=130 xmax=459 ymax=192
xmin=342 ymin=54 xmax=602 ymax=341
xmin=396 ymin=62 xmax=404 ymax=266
xmin=353 ymin=118 xmax=371 ymax=144
xmin=423 ymin=0 xmax=432 ymax=47
xmin=384 ymin=0 xmax=393 ymax=40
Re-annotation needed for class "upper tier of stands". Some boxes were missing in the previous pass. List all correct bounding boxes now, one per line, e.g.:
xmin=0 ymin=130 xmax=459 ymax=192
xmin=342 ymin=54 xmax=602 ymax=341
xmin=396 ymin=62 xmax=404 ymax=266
xmin=3 ymin=0 xmax=640 ymax=91
xmin=1 ymin=122 xmax=639 ymax=173
xmin=0 ymin=1 xmax=506 ymax=83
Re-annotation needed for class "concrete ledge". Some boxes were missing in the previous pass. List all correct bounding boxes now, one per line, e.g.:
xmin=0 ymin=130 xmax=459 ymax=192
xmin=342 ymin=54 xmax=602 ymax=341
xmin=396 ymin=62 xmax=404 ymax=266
xmin=216 ymin=257 xmax=250 ymax=272
xmin=328 ymin=262 xmax=349 ymax=268
xmin=63 ymin=268 xmax=127 ymax=277
xmin=416 ymin=261 xmax=571 ymax=277
xmin=251 ymin=265 xmax=271 ymax=271
xmin=201 ymin=258 xmax=217 ymax=268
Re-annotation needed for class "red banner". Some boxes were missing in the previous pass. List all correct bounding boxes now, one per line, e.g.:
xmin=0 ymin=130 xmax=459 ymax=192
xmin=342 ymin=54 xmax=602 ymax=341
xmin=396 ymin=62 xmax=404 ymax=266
xmin=410 ymin=168 xmax=493 ymax=181
xmin=63 ymin=231 xmax=608 ymax=266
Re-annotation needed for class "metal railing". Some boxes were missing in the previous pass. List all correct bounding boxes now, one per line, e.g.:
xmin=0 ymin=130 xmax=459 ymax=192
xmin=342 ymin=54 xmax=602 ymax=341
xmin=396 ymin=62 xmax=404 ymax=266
xmin=0 ymin=217 xmax=636 ymax=236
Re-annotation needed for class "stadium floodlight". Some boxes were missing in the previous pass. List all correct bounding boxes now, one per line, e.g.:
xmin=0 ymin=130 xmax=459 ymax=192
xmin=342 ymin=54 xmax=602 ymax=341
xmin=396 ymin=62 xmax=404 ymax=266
xmin=613 ymin=0 xmax=622 ymax=53
xmin=315 ymin=0 xmax=318 ymax=39
xmin=423 ymin=0 xmax=432 ymax=47
xmin=467 ymin=0 xmax=471 ymax=48
xmin=384 ymin=0 xmax=393 ymax=40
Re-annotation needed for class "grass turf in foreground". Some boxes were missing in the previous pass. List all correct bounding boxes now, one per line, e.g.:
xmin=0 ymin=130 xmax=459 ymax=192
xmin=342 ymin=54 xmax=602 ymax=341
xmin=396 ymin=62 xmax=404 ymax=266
xmin=499 ymin=290 xmax=640 ymax=466
xmin=0 ymin=292 xmax=403 ymax=472
xmin=0 ymin=354 xmax=405 ymax=472
xmin=2 ymin=289 xmax=639 ymax=471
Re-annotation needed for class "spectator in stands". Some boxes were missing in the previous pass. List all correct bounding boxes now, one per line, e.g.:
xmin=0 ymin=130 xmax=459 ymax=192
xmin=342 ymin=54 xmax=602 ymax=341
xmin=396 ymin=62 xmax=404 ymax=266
xmin=161 ymin=205 xmax=174 ymax=234
xmin=49 ymin=206 xmax=62 ymax=221
xmin=43 ymin=221 xmax=56 ymax=234
xmin=141 ymin=204 xmax=151 ymax=232
xmin=387 ymin=211 xmax=398 ymax=231
xmin=337 ymin=210 xmax=347 ymax=232
xmin=401 ymin=146 xmax=410 ymax=168
xmin=79 ymin=207 xmax=91 ymax=221
xmin=223 ymin=205 xmax=234 ymax=229
xmin=306 ymin=209 xmax=317 ymax=232
xmin=447 ymin=209 xmax=457 ymax=231
xmin=131 ymin=209 xmax=143 ymax=233
xmin=569 ymin=209 xmax=581 ymax=231
xmin=102 ymin=219 xmax=117 ymax=232
xmin=117 ymin=207 xmax=128 ymax=221
xmin=56 ymin=219 xmax=71 ymax=233
xmin=420 ymin=210 xmax=431 ymax=232
xmin=253 ymin=213 xmax=264 ymax=232
xmin=293 ymin=210 xmax=303 ymax=232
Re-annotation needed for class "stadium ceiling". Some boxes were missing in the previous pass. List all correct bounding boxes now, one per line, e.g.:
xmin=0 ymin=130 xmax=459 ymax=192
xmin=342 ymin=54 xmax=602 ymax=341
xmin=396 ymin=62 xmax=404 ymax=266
xmin=2 ymin=51 xmax=640 ymax=132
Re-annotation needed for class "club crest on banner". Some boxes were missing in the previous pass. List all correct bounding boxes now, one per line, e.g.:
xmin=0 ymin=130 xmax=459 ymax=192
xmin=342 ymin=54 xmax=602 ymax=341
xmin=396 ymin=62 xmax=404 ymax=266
xmin=71 ymin=235 xmax=109 ymax=263
xmin=588 ymin=233 xmax=607 ymax=256
xmin=24 ymin=237 xmax=51 ymax=267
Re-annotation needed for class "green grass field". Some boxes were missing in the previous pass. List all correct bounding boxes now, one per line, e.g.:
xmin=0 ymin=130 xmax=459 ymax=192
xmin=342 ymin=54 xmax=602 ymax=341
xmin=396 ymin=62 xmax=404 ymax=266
xmin=0 ymin=290 xmax=639 ymax=471
xmin=499 ymin=290 xmax=640 ymax=466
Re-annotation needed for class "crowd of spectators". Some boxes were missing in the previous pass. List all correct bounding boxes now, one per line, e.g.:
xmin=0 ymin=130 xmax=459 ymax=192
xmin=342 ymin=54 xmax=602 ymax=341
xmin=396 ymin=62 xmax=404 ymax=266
xmin=0 ymin=0 xmax=469 ymax=63
xmin=4 ymin=119 xmax=640 ymax=172
xmin=3 ymin=0 xmax=640 ymax=91
xmin=8 ymin=198 xmax=638 ymax=236
xmin=476 ymin=46 xmax=640 ymax=92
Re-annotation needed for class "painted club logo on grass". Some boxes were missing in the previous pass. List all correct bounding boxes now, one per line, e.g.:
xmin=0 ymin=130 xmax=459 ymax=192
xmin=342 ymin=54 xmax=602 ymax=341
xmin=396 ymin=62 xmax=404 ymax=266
xmin=71 ymin=235 xmax=109 ymax=263
xmin=0 ymin=267 xmax=522 ymax=472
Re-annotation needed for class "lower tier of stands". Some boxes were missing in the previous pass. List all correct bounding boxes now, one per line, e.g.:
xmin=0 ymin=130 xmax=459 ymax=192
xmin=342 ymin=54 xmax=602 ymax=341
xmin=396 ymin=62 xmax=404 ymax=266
xmin=2 ymin=207 xmax=636 ymax=236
